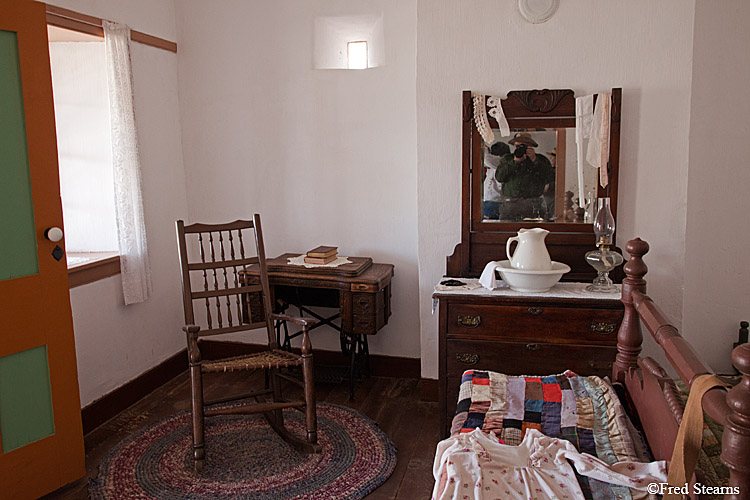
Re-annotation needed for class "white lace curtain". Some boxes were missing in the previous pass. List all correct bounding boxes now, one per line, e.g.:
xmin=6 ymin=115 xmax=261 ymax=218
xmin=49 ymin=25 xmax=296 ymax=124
xmin=103 ymin=21 xmax=152 ymax=305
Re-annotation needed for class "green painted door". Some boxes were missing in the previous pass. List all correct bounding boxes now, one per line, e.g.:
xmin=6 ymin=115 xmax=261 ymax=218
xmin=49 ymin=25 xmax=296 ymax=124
xmin=0 ymin=2 xmax=85 ymax=498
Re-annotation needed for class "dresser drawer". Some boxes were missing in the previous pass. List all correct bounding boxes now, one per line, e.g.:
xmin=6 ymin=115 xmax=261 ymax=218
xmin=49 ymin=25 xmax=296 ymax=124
xmin=446 ymin=303 xmax=621 ymax=344
xmin=446 ymin=339 xmax=617 ymax=378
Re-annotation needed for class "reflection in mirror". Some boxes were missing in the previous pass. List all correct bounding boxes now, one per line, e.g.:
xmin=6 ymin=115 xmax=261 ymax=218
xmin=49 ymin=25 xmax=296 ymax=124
xmin=481 ymin=128 xmax=598 ymax=223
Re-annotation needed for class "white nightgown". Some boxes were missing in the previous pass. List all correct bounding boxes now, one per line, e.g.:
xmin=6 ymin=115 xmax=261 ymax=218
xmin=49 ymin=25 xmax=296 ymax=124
xmin=432 ymin=428 xmax=666 ymax=500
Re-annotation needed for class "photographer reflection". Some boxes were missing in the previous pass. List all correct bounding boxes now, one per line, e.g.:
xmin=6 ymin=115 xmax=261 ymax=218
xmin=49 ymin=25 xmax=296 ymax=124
xmin=483 ymin=141 xmax=510 ymax=219
xmin=494 ymin=132 xmax=555 ymax=221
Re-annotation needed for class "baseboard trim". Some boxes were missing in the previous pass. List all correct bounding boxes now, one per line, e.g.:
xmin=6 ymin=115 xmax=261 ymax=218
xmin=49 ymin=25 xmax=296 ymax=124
xmin=80 ymin=341 xmax=421 ymax=434
xmin=81 ymin=349 xmax=187 ymax=435
xmin=201 ymin=340 xmax=421 ymax=379
xmin=418 ymin=378 xmax=438 ymax=402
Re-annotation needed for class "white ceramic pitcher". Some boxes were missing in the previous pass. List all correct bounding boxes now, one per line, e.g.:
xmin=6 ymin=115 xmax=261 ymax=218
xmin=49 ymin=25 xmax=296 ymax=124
xmin=506 ymin=228 xmax=552 ymax=270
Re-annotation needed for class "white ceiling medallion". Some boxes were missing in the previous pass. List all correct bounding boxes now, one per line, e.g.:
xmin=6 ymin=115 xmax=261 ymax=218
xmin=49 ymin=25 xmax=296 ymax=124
xmin=518 ymin=0 xmax=559 ymax=24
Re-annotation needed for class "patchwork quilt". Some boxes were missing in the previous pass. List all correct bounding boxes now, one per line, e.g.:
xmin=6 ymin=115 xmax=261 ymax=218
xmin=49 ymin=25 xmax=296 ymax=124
xmin=451 ymin=369 xmax=650 ymax=500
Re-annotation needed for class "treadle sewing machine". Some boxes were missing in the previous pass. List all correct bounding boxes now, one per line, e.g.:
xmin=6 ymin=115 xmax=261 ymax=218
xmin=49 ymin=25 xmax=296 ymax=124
xmin=243 ymin=254 xmax=393 ymax=399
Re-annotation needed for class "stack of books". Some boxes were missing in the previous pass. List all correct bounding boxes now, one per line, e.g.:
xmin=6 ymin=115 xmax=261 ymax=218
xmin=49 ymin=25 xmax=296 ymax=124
xmin=304 ymin=246 xmax=338 ymax=265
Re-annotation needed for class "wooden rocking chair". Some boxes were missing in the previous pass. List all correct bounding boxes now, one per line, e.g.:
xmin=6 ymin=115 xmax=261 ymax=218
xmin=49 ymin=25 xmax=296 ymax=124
xmin=175 ymin=214 xmax=320 ymax=471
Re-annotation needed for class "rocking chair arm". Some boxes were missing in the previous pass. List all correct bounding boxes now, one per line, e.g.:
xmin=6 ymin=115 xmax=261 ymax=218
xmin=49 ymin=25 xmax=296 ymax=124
xmin=182 ymin=324 xmax=201 ymax=335
xmin=270 ymin=313 xmax=319 ymax=328
xmin=183 ymin=325 xmax=202 ymax=363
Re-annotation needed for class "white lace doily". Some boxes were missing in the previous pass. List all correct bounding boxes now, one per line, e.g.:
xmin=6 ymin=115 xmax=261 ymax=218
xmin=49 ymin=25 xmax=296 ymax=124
xmin=287 ymin=255 xmax=353 ymax=268
xmin=433 ymin=278 xmax=621 ymax=300
xmin=473 ymin=93 xmax=511 ymax=145
xmin=472 ymin=92 xmax=495 ymax=145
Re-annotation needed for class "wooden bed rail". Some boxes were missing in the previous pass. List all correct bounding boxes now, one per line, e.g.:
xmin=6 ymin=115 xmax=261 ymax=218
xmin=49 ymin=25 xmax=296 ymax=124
xmin=613 ymin=237 xmax=750 ymax=498
xmin=630 ymin=290 xmax=731 ymax=425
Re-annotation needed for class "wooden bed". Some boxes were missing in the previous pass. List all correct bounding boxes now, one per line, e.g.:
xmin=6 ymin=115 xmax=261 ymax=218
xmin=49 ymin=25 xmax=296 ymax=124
xmin=612 ymin=238 xmax=750 ymax=498
xmin=437 ymin=237 xmax=750 ymax=499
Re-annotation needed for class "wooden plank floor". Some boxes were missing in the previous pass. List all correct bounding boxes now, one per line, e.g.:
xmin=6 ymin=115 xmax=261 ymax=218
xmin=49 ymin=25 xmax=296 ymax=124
xmin=42 ymin=369 xmax=439 ymax=500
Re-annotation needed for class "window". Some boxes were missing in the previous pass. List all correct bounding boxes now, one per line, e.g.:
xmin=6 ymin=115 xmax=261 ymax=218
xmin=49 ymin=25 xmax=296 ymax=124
xmin=48 ymin=26 xmax=120 ymax=287
xmin=313 ymin=15 xmax=384 ymax=70
xmin=347 ymin=41 xmax=368 ymax=69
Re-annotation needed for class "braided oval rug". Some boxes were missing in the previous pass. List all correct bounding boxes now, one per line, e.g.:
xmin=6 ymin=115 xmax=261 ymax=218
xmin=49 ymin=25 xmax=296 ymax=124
xmin=88 ymin=404 xmax=397 ymax=500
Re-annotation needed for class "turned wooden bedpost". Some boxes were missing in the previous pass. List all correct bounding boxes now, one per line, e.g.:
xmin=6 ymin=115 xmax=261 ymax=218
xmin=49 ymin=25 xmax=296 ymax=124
xmin=612 ymin=238 xmax=649 ymax=383
xmin=722 ymin=343 xmax=750 ymax=499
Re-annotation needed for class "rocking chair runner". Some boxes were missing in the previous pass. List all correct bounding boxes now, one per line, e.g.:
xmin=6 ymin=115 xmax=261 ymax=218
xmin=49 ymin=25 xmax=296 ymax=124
xmin=176 ymin=214 xmax=320 ymax=471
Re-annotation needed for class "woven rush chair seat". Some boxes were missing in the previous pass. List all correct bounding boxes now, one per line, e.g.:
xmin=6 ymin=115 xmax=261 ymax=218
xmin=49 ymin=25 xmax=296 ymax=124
xmin=176 ymin=214 xmax=320 ymax=471
xmin=202 ymin=349 xmax=302 ymax=373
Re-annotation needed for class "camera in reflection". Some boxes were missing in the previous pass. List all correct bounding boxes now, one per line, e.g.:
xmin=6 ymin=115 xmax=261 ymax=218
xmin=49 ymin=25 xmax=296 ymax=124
xmin=514 ymin=144 xmax=527 ymax=159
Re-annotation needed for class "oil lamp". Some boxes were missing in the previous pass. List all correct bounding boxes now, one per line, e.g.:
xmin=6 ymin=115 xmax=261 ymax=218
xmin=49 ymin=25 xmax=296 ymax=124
xmin=584 ymin=197 xmax=623 ymax=293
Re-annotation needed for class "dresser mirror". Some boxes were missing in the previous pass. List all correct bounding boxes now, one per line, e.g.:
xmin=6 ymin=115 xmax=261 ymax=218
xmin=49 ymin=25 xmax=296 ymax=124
xmin=447 ymin=88 xmax=622 ymax=280
xmin=481 ymin=127 xmax=601 ymax=223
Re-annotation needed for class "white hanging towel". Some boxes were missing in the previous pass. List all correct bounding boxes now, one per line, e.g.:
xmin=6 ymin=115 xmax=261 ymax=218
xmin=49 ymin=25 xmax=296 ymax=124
xmin=473 ymin=93 xmax=510 ymax=145
xmin=587 ymin=92 xmax=611 ymax=188
xmin=479 ymin=261 xmax=503 ymax=290
xmin=575 ymin=95 xmax=594 ymax=208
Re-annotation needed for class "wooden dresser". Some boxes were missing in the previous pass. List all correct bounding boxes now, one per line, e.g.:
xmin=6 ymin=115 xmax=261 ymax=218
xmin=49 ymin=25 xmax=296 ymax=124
xmin=434 ymin=280 xmax=624 ymax=437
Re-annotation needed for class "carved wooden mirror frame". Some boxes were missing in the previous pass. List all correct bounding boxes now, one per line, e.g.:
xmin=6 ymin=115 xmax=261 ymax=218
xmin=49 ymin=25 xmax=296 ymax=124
xmin=447 ymin=88 xmax=622 ymax=281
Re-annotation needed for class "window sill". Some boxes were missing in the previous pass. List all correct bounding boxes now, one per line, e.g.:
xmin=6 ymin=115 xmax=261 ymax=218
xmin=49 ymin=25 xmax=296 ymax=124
xmin=68 ymin=252 xmax=121 ymax=289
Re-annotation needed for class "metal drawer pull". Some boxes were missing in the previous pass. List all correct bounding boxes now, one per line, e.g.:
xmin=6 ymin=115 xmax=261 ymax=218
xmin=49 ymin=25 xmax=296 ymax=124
xmin=525 ymin=343 xmax=541 ymax=351
xmin=527 ymin=307 xmax=543 ymax=315
xmin=457 ymin=315 xmax=481 ymax=328
xmin=456 ymin=353 xmax=480 ymax=365
xmin=590 ymin=322 xmax=617 ymax=334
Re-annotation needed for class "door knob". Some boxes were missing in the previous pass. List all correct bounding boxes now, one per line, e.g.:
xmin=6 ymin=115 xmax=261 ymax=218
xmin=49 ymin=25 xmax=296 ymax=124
xmin=44 ymin=227 xmax=64 ymax=242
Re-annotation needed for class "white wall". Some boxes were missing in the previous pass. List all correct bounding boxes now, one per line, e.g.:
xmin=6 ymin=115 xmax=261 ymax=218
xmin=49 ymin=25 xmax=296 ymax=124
xmin=416 ymin=0 xmax=696 ymax=378
xmin=682 ymin=0 xmax=750 ymax=372
xmin=174 ymin=0 xmax=420 ymax=357
xmin=46 ymin=0 xmax=189 ymax=406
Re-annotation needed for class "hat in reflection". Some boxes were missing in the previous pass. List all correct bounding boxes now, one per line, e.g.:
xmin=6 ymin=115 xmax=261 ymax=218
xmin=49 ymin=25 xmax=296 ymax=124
xmin=508 ymin=132 xmax=538 ymax=147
